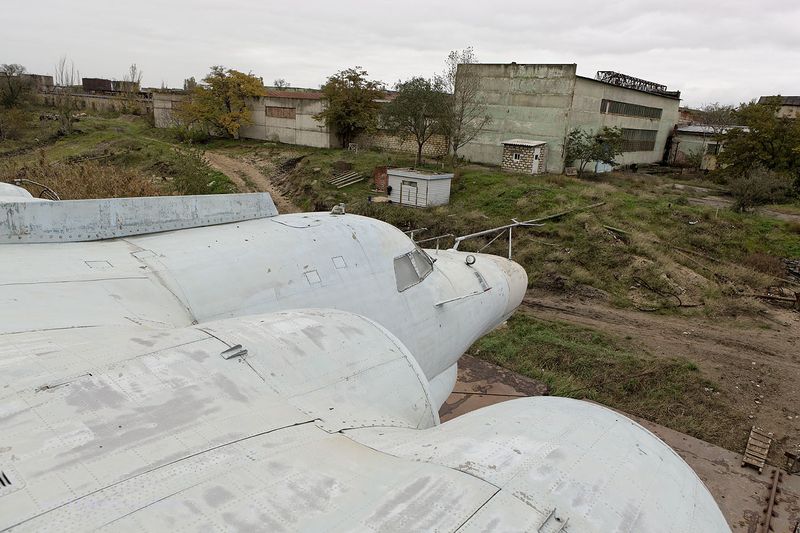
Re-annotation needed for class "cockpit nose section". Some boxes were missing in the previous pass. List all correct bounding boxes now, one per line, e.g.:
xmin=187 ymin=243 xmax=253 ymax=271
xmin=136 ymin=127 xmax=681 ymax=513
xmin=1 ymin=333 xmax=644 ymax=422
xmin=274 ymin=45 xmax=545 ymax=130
xmin=475 ymin=254 xmax=528 ymax=317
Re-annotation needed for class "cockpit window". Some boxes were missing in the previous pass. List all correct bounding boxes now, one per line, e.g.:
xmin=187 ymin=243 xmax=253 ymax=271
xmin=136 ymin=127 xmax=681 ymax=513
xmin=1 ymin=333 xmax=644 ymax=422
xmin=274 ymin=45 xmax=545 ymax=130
xmin=394 ymin=247 xmax=434 ymax=292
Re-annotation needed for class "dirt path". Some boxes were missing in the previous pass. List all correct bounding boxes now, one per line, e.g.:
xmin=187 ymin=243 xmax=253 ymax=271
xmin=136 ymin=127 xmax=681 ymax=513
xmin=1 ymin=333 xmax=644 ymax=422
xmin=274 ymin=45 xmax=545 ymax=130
xmin=689 ymin=195 xmax=800 ymax=223
xmin=522 ymin=292 xmax=800 ymax=460
xmin=204 ymin=151 xmax=299 ymax=213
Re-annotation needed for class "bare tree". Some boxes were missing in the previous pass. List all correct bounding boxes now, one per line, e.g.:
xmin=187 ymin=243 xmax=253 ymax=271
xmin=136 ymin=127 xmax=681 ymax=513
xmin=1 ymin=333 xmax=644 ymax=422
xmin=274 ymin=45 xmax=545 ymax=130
xmin=699 ymin=103 xmax=736 ymax=143
xmin=53 ymin=56 xmax=80 ymax=134
xmin=698 ymin=102 xmax=737 ymax=136
xmin=123 ymin=63 xmax=143 ymax=91
xmin=439 ymin=47 xmax=490 ymax=167
xmin=273 ymin=78 xmax=290 ymax=89
xmin=121 ymin=63 xmax=143 ymax=113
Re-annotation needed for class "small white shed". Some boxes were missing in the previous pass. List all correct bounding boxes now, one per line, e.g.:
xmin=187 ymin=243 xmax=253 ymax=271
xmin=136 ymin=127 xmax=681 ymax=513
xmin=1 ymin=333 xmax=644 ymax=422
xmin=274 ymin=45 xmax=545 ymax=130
xmin=387 ymin=168 xmax=453 ymax=208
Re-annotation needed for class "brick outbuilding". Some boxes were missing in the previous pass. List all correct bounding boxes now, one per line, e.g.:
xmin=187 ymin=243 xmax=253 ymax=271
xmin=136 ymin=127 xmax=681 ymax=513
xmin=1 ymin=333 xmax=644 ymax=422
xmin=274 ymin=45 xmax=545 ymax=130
xmin=501 ymin=139 xmax=547 ymax=174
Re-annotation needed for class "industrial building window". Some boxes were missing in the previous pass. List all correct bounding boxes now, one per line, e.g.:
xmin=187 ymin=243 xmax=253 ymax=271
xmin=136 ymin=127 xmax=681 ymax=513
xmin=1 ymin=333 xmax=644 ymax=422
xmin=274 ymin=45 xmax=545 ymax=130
xmin=620 ymin=128 xmax=658 ymax=152
xmin=394 ymin=248 xmax=434 ymax=292
xmin=707 ymin=143 xmax=721 ymax=155
xmin=513 ymin=153 xmax=522 ymax=161
xmin=265 ymin=106 xmax=296 ymax=119
xmin=600 ymin=99 xmax=662 ymax=119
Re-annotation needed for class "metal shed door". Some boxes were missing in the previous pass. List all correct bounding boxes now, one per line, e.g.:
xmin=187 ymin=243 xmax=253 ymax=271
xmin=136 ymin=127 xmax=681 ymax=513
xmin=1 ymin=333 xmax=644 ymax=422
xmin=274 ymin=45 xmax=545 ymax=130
xmin=531 ymin=147 xmax=542 ymax=174
xmin=401 ymin=180 xmax=418 ymax=206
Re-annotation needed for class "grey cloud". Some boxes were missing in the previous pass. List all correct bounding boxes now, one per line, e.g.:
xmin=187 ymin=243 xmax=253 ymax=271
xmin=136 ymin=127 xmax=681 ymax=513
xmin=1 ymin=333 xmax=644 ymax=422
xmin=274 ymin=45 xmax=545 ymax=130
xmin=4 ymin=0 xmax=798 ymax=106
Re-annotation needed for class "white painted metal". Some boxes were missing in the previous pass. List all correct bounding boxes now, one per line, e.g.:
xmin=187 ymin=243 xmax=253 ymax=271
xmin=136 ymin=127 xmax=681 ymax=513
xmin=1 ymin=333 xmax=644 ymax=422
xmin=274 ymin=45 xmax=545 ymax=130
xmin=501 ymin=139 xmax=548 ymax=148
xmin=0 ymin=192 xmax=277 ymax=243
xmin=387 ymin=169 xmax=452 ymax=207
xmin=0 ymin=183 xmax=46 ymax=203
xmin=0 ymin=195 xmax=730 ymax=532
xmin=0 ymin=310 xmax=729 ymax=532
xmin=0 ymin=212 xmax=526 ymax=386
xmin=347 ymin=397 xmax=731 ymax=532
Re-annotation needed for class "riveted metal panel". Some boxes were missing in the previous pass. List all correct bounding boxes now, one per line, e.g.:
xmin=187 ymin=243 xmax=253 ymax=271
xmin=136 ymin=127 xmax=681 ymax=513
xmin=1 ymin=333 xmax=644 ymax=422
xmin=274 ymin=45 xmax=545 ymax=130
xmin=0 ymin=193 xmax=277 ymax=243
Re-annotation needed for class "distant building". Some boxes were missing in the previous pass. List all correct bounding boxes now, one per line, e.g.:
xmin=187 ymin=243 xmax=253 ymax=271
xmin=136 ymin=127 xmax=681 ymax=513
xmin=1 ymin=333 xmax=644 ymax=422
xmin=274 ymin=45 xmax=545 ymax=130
xmin=20 ymin=74 xmax=54 ymax=92
xmin=239 ymin=90 xmax=336 ymax=148
xmin=153 ymin=88 xmax=337 ymax=149
xmin=81 ymin=78 xmax=140 ymax=94
xmin=458 ymin=64 xmax=681 ymax=173
xmin=758 ymin=96 xmax=800 ymax=118
xmin=501 ymin=139 xmax=548 ymax=174
xmin=669 ymin=125 xmax=747 ymax=171
xmin=387 ymin=169 xmax=453 ymax=208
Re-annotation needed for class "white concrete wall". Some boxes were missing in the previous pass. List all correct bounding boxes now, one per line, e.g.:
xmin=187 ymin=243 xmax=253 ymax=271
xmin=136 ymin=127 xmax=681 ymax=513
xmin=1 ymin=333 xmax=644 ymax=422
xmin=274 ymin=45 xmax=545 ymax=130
xmin=671 ymin=132 xmax=721 ymax=170
xmin=153 ymin=92 xmax=337 ymax=148
xmin=458 ymin=64 xmax=577 ymax=173
xmin=569 ymin=77 xmax=680 ymax=167
xmin=241 ymin=96 xmax=336 ymax=148
xmin=152 ymin=92 xmax=187 ymax=128
xmin=458 ymin=64 xmax=681 ymax=173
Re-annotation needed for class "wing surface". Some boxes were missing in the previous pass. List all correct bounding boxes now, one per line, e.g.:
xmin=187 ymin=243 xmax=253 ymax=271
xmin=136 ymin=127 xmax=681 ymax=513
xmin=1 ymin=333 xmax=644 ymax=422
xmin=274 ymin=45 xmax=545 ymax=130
xmin=0 ymin=310 xmax=730 ymax=532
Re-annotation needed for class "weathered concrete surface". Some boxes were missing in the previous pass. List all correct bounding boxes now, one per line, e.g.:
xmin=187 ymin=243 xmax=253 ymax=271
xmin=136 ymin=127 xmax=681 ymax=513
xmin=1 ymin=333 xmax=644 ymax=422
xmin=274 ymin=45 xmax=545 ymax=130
xmin=441 ymin=356 xmax=800 ymax=532
xmin=439 ymin=354 xmax=548 ymax=422
xmin=635 ymin=416 xmax=800 ymax=533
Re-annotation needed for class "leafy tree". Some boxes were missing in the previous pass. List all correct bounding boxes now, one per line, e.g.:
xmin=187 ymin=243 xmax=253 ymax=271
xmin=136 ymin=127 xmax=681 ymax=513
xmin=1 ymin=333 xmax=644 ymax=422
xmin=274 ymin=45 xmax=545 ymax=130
xmin=177 ymin=66 xmax=264 ymax=139
xmin=383 ymin=76 xmax=448 ymax=166
xmin=314 ymin=67 xmax=384 ymax=148
xmin=0 ymin=64 xmax=33 ymax=109
xmin=438 ymin=47 xmax=491 ymax=167
xmin=183 ymin=77 xmax=197 ymax=91
xmin=564 ymin=127 xmax=623 ymax=176
xmin=273 ymin=78 xmax=290 ymax=88
xmin=717 ymin=97 xmax=800 ymax=188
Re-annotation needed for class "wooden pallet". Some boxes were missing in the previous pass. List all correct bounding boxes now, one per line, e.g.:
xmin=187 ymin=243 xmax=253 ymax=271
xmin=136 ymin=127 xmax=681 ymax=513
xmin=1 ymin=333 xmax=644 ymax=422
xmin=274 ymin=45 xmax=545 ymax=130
xmin=742 ymin=426 xmax=772 ymax=473
xmin=327 ymin=171 xmax=364 ymax=189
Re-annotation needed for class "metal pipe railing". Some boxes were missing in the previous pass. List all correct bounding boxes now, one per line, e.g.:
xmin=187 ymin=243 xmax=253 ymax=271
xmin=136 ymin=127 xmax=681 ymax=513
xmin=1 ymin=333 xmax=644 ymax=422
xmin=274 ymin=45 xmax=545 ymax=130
xmin=415 ymin=233 xmax=455 ymax=251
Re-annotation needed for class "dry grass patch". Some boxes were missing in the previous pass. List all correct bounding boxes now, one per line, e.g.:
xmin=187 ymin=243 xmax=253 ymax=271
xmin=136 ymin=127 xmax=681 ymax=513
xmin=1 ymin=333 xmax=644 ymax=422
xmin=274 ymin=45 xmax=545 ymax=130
xmin=1 ymin=160 xmax=163 ymax=199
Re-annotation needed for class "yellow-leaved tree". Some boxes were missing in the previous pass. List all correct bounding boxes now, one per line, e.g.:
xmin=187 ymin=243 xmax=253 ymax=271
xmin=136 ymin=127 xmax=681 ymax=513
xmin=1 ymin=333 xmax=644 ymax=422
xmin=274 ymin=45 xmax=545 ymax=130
xmin=177 ymin=66 xmax=263 ymax=139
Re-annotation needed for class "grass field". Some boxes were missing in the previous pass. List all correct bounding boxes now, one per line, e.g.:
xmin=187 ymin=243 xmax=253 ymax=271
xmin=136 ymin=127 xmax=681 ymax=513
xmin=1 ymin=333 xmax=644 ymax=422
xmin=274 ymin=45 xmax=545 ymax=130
xmin=3 ymin=110 xmax=799 ymax=453
xmin=1 ymin=109 xmax=235 ymax=196
xmin=471 ymin=314 xmax=744 ymax=450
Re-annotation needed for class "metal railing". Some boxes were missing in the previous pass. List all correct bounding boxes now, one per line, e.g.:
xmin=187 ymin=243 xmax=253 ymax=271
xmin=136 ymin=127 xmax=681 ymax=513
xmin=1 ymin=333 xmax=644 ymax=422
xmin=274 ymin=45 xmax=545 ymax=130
xmin=414 ymin=233 xmax=454 ymax=251
xmin=452 ymin=219 xmax=544 ymax=259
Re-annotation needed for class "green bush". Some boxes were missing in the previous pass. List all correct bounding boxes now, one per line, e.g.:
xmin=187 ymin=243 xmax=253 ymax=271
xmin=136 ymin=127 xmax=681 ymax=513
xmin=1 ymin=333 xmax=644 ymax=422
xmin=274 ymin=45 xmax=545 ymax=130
xmin=0 ymin=108 xmax=29 ymax=140
xmin=728 ymin=167 xmax=796 ymax=210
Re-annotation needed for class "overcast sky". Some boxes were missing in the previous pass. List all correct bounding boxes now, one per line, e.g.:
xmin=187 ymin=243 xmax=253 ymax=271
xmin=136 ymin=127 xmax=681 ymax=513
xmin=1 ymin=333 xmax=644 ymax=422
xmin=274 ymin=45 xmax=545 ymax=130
xmin=5 ymin=0 xmax=798 ymax=107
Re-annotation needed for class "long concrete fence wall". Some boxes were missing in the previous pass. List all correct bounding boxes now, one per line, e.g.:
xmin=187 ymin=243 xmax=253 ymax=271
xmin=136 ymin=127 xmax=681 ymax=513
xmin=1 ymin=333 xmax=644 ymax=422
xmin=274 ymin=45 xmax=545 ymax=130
xmin=39 ymin=92 xmax=152 ymax=115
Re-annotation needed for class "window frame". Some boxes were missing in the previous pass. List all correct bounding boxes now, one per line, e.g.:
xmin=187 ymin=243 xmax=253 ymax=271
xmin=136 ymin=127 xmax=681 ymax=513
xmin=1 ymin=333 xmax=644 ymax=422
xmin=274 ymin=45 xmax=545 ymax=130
xmin=393 ymin=247 xmax=434 ymax=292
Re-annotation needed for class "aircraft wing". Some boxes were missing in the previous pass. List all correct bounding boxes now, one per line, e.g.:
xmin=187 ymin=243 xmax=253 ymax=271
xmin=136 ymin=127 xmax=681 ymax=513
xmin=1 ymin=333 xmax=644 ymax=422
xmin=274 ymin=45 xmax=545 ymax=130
xmin=0 ymin=309 xmax=729 ymax=532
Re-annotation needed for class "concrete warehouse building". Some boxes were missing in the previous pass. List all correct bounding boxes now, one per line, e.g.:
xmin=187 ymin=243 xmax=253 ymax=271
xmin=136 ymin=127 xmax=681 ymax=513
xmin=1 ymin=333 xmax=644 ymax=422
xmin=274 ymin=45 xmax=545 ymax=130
xmin=153 ymin=88 xmax=337 ymax=148
xmin=153 ymin=88 xmax=446 ymax=155
xmin=758 ymin=95 xmax=800 ymax=119
xmin=458 ymin=64 xmax=681 ymax=173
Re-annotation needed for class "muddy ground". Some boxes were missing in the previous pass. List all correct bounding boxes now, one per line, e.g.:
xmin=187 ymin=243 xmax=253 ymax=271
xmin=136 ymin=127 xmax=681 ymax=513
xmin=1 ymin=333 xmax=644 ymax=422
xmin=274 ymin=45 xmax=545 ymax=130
xmin=523 ymin=290 xmax=800 ymax=464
